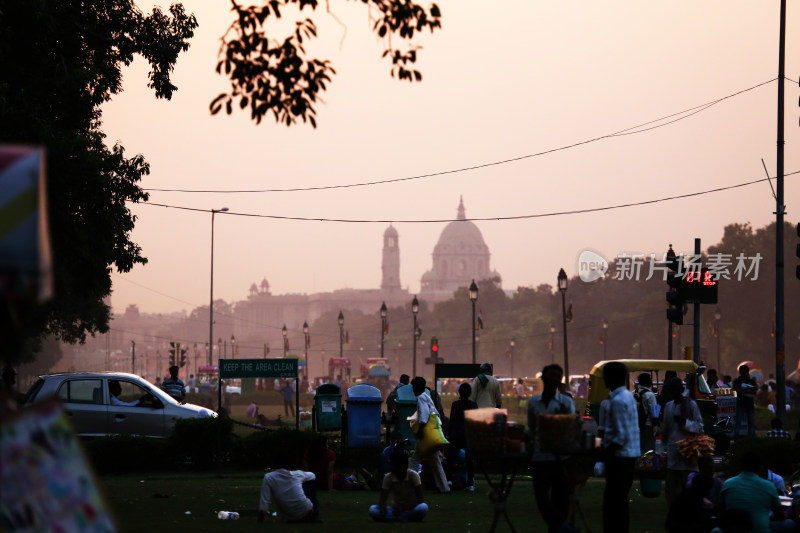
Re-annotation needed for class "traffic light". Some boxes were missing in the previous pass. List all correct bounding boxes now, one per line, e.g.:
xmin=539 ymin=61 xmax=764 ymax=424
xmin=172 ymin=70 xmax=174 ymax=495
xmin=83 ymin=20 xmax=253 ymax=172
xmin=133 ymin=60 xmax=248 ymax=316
xmin=796 ymin=222 xmax=800 ymax=280
xmin=168 ymin=341 xmax=176 ymax=367
xmin=430 ymin=336 xmax=439 ymax=359
xmin=666 ymin=246 xmax=685 ymax=325
xmin=179 ymin=344 xmax=187 ymax=368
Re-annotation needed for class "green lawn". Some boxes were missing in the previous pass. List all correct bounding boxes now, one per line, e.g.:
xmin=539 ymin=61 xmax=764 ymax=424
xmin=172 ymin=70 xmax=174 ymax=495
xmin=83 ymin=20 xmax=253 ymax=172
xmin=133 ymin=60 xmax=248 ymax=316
xmin=98 ymin=470 xmax=669 ymax=533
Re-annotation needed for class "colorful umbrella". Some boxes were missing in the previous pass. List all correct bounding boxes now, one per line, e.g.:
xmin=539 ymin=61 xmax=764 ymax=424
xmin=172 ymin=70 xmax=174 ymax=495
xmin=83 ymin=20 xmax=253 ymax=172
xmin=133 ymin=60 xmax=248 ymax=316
xmin=737 ymin=361 xmax=763 ymax=382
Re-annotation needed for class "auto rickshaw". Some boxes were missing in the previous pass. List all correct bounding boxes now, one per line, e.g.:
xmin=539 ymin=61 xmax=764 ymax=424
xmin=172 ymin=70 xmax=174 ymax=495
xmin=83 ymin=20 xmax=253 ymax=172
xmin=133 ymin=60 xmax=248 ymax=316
xmin=585 ymin=359 xmax=717 ymax=437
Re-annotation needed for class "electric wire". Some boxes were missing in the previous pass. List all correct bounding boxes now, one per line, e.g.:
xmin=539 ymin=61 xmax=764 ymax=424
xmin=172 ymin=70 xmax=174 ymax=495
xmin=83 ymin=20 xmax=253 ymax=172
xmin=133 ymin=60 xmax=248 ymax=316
xmin=141 ymin=78 xmax=779 ymax=194
xmin=140 ymin=170 xmax=800 ymax=224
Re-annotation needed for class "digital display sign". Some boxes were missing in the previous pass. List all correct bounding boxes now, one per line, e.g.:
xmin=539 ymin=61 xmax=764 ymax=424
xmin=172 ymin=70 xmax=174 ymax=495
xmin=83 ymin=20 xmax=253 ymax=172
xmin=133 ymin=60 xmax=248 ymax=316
xmin=681 ymin=268 xmax=718 ymax=304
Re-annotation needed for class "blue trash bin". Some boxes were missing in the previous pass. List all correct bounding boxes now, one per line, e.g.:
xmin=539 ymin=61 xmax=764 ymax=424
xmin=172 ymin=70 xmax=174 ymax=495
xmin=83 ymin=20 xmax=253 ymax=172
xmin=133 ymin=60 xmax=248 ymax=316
xmin=314 ymin=383 xmax=342 ymax=431
xmin=346 ymin=383 xmax=383 ymax=448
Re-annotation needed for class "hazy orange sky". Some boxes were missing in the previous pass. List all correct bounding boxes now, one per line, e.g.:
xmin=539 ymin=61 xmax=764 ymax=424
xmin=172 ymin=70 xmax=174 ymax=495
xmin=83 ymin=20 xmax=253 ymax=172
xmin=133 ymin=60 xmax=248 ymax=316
xmin=104 ymin=1 xmax=799 ymax=320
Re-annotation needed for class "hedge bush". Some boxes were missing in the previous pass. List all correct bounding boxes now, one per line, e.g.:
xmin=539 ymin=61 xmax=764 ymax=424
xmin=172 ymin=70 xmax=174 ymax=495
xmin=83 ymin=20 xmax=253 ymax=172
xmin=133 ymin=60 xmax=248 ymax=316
xmin=171 ymin=416 xmax=234 ymax=470
xmin=82 ymin=435 xmax=174 ymax=475
xmin=230 ymin=427 xmax=317 ymax=470
xmin=81 ymin=418 xmax=334 ymax=474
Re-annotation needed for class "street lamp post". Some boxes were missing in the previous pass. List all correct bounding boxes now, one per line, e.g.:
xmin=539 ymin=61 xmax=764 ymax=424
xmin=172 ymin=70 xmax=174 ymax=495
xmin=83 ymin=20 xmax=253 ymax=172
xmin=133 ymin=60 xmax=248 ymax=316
xmin=602 ymin=318 xmax=608 ymax=359
xmin=557 ymin=268 xmax=569 ymax=380
xmin=715 ymin=307 xmax=721 ymax=373
xmin=282 ymin=324 xmax=288 ymax=357
xmin=338 ymin=311 xmax=344 ymax=360
xmin=380 ymin=302 xmax=387 ymax=360
xmin=509 ymin=338 xmax=515 ymax=378
xmin=230 ymin=335 xmax=236 ymax=359
xmin=469 ymin=280 xmax=479 ymax=364
xmin=303 ymin=321 xmax=310 ymax=379
xmin=549 ymin=324 xmax=555 ymax=365
xmin=208 ymin=207 xmax=229 ymax=366
xmin=411 ymin=296 xmax=419 ymax=378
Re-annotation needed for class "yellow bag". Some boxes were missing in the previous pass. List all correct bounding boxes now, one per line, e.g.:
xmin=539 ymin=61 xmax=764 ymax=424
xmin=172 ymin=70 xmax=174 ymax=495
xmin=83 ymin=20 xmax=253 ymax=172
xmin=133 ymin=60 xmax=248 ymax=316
xmin=411 ymin=413 xmax=449 ymax=455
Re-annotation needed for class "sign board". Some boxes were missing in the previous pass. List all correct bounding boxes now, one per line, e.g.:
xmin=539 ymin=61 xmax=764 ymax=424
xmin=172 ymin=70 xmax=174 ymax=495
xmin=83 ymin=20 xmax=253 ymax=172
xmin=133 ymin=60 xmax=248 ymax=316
xmin=681 ymin=268 xmax=718 ymax=304
xmin=219 ymin=358 xmax=298 ymax=379
xmin=425 ymin=357 xmax=444 ymax=365
xmin=433 ymin=363 xmax=484 ymax=379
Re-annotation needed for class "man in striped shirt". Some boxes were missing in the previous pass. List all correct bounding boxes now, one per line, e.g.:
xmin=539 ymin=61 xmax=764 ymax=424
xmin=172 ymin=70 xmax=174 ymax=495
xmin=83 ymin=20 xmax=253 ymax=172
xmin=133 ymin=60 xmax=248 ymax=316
xmin=161 ymin=365 xmax=186 ymax=402
xmin=599 ymin=361 xmax=639 ymax=533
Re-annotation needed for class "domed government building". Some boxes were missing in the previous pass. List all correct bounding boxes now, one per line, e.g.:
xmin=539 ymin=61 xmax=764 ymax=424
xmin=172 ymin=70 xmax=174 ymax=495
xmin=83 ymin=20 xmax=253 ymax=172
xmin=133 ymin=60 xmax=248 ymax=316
xmin=225 ymin=198 xmax=502 ymax=351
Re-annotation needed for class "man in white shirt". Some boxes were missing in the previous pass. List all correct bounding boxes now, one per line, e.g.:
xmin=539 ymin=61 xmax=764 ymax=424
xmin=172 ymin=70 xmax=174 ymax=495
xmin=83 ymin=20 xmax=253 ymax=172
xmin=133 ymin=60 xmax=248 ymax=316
xmin=527 ymin=364 xmax=576 ymax=533
xmin=408 ymin=376 xmax=449 ymax=493
xmin=109 ymin=380 xmax=140 ymax=407
xmin=258 ymin=467 xmax=319 ymax=523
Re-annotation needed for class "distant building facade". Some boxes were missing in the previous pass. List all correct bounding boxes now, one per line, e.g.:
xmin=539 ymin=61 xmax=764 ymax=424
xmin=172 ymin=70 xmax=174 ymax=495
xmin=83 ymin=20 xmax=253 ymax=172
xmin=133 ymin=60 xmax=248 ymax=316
xmin=77 ymin=197 xmax=501 ymax=377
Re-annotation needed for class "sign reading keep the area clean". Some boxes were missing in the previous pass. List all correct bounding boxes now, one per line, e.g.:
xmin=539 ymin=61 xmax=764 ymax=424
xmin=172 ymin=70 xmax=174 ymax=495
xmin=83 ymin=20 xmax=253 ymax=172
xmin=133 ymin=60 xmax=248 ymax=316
xmin=219 ymin=358 xmax=298 ymax=379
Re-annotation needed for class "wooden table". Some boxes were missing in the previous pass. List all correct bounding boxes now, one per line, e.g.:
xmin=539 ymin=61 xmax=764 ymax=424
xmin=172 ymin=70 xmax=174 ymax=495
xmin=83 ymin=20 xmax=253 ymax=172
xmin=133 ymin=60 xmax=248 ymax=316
xmin=473 ymin=452 xmax=529 ymax=533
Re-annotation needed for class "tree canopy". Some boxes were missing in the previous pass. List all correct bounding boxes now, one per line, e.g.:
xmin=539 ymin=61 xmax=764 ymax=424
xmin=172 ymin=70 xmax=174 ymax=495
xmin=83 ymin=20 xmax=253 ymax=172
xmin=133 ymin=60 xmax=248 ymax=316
xmin=211 ymin=0 xmax=442 ymax=127
xmin=0 ymin=0 xmax=197 ymax=359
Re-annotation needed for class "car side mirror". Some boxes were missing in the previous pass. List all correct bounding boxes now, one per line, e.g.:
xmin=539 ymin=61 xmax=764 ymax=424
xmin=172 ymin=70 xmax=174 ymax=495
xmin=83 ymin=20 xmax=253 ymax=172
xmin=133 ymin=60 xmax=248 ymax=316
xmin=150 ymin=396 xmax=163 ymax=409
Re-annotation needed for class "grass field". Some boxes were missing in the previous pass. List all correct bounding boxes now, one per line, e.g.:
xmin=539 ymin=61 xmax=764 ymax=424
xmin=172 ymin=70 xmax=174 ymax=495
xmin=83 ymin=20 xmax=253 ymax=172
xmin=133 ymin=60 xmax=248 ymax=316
xmin=98 ymin=469 xmax=670 ymax=533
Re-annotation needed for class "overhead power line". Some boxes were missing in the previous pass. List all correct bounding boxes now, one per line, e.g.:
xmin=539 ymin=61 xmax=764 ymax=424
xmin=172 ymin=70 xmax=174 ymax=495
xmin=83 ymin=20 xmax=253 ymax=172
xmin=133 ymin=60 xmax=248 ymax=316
xmin=141 ymin=170 xmax=800 ymax=223
xmin=142 ymin=78 xmax=778 ymax=194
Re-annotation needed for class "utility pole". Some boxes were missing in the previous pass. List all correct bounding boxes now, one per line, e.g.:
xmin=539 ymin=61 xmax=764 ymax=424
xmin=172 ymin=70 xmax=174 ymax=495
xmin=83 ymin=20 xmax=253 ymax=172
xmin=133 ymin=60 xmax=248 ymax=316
xmin=131 ymin=340 xmax=136 ymax=375
xmin=775 ymin=0 xmax=787 ymax=421
xmin=693 ymin=238 xmax=701 ymax=364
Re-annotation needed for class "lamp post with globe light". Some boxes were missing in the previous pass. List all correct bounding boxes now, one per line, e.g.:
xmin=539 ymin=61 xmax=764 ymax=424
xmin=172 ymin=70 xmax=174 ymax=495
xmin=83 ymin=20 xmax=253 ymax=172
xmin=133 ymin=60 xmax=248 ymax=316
xmin=469 ymin=280 xmax=479 ymax=364
xmin=412 ymin=296 xmax=419 ymax=378
xmin=558 ymin=268 xmax=569 ymax=380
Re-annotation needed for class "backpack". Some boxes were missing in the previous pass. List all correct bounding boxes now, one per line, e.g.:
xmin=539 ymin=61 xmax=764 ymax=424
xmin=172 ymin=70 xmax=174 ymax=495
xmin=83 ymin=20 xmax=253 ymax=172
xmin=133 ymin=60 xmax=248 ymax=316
xmin=633 ymin=387 xmax=648 ymax=427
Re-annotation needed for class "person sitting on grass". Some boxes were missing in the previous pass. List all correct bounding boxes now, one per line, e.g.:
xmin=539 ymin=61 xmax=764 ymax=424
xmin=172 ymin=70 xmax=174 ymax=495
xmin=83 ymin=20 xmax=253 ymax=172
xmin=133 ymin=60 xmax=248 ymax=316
xmin=369 ymin=447 xmax=428 ymax=522
xmin=302 ymin=435 xmax=367 ymax=491
xmin=665 ymin=472 xmax=715 ymax=533
xmin=258 ymin=451 xmax=320 ymax=523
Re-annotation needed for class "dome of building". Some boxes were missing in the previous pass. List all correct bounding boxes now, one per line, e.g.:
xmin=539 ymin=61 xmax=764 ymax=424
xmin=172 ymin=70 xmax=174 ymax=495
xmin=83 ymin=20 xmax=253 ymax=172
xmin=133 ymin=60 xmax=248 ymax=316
xmin=384 ymin=225 xmax=398 ymax=238
xmin=419 ymin=197 xmax=500 ymax=302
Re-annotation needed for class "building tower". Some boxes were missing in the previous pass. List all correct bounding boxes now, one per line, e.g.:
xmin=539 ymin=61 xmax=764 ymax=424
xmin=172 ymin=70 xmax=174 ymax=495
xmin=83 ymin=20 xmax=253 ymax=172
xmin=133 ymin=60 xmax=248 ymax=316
xmin=381 ymin=225 xmax=401 ymax=291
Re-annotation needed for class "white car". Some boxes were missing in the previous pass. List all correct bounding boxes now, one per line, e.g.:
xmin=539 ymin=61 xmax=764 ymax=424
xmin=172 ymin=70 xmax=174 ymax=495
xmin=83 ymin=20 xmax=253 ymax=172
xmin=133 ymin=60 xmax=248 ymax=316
xmin=24 ymin=372 xmax=216 ymax=438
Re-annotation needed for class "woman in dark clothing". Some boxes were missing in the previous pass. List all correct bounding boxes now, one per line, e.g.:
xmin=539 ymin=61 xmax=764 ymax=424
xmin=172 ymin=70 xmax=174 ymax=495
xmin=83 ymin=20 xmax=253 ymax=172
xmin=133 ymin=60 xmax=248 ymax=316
xmin=447 ymin=383 xmax=478 ymax=491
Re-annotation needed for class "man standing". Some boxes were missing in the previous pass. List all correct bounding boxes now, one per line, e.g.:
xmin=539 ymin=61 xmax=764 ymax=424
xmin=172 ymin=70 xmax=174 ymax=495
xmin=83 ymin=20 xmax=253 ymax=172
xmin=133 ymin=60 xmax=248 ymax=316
xmin=661 ymin=377 xmax=703 ymax=506
xmin=527 ymin=364 xmax=576 ymax=533
xmin=515 ymin=378 xmax=526 ymax=415
xmin=161 ymin=365 xmax=186 ymax=402
xmin=470 ymin=363 xmax=501 ymax=409
xmin=386 ymin=374 xmax=410 ymax=422
xmin=634 ymin=373 xmax=658 ymax=454
xmin=733 ymin=364 xmax=757 ymax=437
xmin=599 ymin=361 xmax=639 ymax=533
xmin=280 ymin=380 xmax=295 ymax=417
xmin=408 ymin=376 xmax=449 ymax=493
